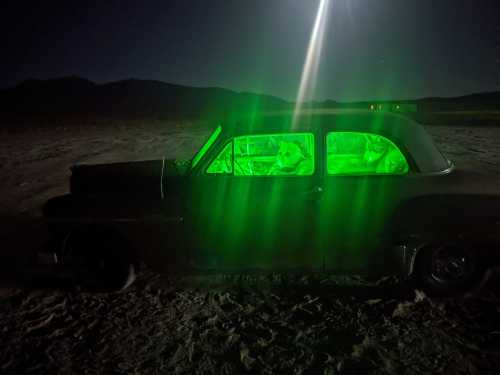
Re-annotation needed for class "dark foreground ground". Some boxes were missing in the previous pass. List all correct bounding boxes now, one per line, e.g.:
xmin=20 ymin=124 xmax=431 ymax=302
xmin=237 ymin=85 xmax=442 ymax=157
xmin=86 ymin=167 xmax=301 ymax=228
xmin=1 ymin=120 xmax=500 ymax=374
xmin=2 ymin=270 xmax=500 ymax=374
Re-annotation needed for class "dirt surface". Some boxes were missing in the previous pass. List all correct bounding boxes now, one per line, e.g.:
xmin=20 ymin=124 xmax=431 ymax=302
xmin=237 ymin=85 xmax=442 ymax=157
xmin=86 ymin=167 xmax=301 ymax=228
xmin=1 ymin=120 xmax=500 ymax=374
xmin=2 ymin=271 xmax=500 ymax=375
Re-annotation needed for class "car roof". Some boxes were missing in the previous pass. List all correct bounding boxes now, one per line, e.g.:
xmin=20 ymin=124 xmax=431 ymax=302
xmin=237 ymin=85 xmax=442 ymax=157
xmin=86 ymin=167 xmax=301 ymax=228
xmin=219 ymin=109 xmax=450 ymax=174
xmin=223 ymin=109 xmax=413 ymax=134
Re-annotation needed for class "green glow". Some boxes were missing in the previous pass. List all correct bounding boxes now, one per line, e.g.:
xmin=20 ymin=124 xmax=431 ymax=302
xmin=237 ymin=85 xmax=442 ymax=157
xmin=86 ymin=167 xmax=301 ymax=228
xmin=233 ymin=133 xmax=315 ymax=176
xmin=191 ymin=125 xmax=222 ymax=168
xmin=207 ymin=142 xmax=233 ymax=174
xmin=316 ymin=118 xmax=405 ymax=271
xmin=326 ymin=132 xmax=409 ymax=175
xmin=188 ymin=118 xmax=411 ymax=271
xmin=204 ymin=133 xmax=315 ymax=176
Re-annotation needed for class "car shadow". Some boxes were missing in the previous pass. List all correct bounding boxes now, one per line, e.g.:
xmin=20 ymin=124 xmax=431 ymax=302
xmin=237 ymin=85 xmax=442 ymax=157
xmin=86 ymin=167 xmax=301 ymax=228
xmin=164 ymin=272 xmax=418 ymax=301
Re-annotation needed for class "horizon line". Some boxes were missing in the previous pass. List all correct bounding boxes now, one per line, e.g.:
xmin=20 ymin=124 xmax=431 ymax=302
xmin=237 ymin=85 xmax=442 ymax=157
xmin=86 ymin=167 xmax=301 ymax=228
xmin=1 ymin=75 xmax=499 ymax=105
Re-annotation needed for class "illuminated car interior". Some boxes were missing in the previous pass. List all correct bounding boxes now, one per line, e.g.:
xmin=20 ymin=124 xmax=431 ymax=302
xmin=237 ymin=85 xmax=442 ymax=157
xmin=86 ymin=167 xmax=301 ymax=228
xmin=326 ymin=132 xmax=409 ymax=175
xmin=205 ymin=130 xmax=408 ymax=176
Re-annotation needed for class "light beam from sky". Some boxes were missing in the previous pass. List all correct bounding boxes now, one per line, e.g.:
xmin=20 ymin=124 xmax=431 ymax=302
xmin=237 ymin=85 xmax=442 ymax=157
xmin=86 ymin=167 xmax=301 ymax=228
xmin=293 ymin=0 xmax=331 ymax=125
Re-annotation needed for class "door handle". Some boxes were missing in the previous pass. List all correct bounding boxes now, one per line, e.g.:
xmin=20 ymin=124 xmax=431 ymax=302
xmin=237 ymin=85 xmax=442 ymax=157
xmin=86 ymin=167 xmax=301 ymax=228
xmin=304 ymin=186 xmax=324 ymax=200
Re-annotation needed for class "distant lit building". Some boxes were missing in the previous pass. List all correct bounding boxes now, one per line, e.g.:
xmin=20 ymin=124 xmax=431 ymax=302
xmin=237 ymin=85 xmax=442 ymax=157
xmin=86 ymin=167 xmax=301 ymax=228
xmin=369 ymin=103 xmax=417 ymax=113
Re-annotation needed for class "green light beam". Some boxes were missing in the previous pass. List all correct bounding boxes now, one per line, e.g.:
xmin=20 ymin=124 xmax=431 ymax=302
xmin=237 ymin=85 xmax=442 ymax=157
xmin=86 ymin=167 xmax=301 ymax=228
xmin=293 ymin=0 xmax=331 ymax=126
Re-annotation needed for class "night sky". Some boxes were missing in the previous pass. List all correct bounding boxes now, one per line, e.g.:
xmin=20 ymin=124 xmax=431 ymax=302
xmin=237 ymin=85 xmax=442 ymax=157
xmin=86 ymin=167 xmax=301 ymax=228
xmin=2 ymin=0 xmax=500 ymax=101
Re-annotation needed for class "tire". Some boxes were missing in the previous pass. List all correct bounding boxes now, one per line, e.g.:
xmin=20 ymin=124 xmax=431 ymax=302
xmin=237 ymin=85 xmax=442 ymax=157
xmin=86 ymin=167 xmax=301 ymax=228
xmin=415 ymin=240 xmax=485 ymax=296
xmin=62 ymin=227 xmax=136 ymax=292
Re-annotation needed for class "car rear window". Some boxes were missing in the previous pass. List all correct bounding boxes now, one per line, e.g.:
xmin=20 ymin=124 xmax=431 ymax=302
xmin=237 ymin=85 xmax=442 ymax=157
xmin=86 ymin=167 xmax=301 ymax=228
xmin=326 ymin=132 xmax=409 ymax=175
xmin=206 ymin=133 xmax=315 ymax=176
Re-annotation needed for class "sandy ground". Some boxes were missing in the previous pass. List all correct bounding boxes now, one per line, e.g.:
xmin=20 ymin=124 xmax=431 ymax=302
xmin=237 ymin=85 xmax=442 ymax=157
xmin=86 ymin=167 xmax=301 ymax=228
xmin=1 ymin=120 xmax=500 ymax=374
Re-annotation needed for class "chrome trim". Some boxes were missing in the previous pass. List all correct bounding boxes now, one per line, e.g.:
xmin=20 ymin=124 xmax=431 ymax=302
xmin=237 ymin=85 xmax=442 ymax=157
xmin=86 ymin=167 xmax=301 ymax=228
xmin=47 ymin=217 xmax=184 ymax=224
xmin=407 ymin=162 xmax=455 ymax=178
xmin=160 ymin=158 xmax=165 ymax=199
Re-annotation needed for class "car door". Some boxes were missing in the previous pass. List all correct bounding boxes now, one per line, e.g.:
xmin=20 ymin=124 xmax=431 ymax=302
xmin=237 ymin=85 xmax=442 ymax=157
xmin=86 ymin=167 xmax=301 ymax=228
xmin=187 ymin=131 xmax=323 ymax=270
xmin=318 ymin=129 xmax=411 ymax=272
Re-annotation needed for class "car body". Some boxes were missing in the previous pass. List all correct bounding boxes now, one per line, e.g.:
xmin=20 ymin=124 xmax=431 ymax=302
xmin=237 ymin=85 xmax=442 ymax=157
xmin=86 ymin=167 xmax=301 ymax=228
xmin=43 ymin=110 xmax=500 ymax=293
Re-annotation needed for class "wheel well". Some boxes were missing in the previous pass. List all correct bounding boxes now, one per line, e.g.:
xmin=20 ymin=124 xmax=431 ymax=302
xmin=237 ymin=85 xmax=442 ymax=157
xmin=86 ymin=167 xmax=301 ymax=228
xmin=407 ymin=234 xmax=499 ymax=277
xmin=60 ymin=224 xmax=138 ymax=267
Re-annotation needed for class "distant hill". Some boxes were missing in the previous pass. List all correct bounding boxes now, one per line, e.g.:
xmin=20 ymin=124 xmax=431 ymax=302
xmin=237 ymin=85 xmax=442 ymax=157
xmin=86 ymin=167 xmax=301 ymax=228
xmin=415 ymin=91 xmax=500 ymax=111
xmin=0 ymin=76 xmax=499 ymax=121
xmin=0 ymin=76 xmax=291 ymax=120
xmin=316 ymin=92 xmax=500 ymax=112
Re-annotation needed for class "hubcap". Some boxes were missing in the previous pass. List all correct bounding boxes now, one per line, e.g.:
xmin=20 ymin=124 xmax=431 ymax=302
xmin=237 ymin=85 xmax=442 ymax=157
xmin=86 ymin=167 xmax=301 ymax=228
xmin=430 ymin=245 xmax=474 ymax=284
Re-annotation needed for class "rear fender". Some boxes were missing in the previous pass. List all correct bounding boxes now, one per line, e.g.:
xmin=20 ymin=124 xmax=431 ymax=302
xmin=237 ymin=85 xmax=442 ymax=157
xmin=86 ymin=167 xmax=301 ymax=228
xmin=393 ymin=194 xmax=500 ymax=277
xmin=402 ymin=227 xmax=500 ymax=278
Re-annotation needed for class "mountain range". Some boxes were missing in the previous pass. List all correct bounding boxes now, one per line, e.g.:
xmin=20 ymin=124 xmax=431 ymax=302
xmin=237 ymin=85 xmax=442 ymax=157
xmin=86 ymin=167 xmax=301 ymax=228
xmin=0 ymin=76 xmax=499 ymax=120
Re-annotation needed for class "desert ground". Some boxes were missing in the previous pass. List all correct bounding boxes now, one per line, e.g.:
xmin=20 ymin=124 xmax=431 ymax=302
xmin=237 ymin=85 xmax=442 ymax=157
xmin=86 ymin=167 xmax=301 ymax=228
xmin=1 ymin=120 xmax=500 ymax=374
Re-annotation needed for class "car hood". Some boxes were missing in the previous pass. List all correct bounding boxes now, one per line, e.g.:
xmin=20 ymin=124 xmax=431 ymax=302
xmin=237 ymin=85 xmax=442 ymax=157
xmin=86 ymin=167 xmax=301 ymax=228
xmin=70 ymin=158 xmax=189 ymax=199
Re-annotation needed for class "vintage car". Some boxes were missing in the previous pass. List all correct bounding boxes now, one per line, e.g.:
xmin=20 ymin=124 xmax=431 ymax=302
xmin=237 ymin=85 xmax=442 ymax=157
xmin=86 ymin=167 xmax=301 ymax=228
xmin=43 ymin=110 xmax=500 ymax=294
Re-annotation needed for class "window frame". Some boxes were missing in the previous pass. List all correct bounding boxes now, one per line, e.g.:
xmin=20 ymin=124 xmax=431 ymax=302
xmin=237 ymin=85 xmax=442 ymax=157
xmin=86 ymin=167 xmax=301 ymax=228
xmin=324 ymin=131 xmax=412 ymax=177
xmin=191 ymin=125 xmax=223 ymax=169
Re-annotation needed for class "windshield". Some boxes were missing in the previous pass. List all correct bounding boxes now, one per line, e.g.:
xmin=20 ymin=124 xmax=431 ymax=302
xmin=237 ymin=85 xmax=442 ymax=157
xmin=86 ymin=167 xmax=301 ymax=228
xmin=191 ymin=125 xmax=222 ymax=169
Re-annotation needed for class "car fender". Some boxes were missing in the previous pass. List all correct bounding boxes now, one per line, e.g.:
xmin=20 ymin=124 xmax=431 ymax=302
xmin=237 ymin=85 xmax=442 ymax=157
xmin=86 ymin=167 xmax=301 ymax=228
xmin=43 ymin=194 xmax=186 ymax=271
xmin=392 ymin=194 xmax=500 ymax=277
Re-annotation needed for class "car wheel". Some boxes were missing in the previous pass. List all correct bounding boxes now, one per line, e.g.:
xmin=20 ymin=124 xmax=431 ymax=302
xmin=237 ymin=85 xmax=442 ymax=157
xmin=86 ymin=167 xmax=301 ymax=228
xmin=62 ymin=228 xmax=136 ymax=292
xmin=415 ymin=241 xmax=485 ymax=296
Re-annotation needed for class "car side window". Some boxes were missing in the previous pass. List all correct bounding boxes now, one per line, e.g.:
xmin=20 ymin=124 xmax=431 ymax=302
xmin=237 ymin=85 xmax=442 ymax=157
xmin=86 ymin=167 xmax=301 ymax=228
xmin=326 ymin=132 xmax=409 ymax=175
xmin=206 ymin=142 xmax=233 ymax=174
xmin=234 ymin=133 xmax=314 ymax=176
xmin=206 ymin=133 xmax=315 ymax=176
